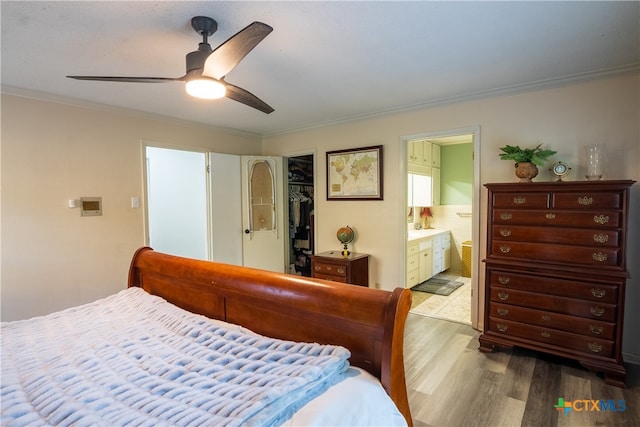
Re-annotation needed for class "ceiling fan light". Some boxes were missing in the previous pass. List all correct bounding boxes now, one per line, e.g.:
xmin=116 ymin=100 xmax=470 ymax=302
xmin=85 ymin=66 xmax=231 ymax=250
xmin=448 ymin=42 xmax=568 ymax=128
xmin=185 ymin=78 xmax=226 ymax=99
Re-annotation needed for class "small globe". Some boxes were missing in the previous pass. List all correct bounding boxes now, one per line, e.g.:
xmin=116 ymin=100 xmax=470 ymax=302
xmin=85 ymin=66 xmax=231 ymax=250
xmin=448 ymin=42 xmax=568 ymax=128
xmin=337 ymin=226 xmax=355 ymax=244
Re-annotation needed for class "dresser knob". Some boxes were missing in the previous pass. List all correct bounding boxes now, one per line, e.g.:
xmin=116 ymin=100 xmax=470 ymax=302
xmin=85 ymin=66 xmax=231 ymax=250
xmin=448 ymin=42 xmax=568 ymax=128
xmin=498 ymin=276 xmax=510 ymax=285
xmin=589 ymin=325 xmax=604 ymax=335
xmin=593 ymin=214 xmax=610 ymax=225
xmin=592 ymin=234 xmax=609 ymax=244
xmin=588 ymin=342 xmax=603 ymax=353
xmin=499 ymin=229 xmax=512 ymax=237
xmin=578 ymin=196 xmax=594 ymax=206
xmin=496 ymin=323 xmax=508 ymax=332
xmin=498 ymin=292 xmax=509 ymax=301
xmin=541 ymin=331 xmax=551 ymax=338
xmin=497 ymin=308 xmax=509 ymax=316
xmin=545 ymin=213 xmax=556 ymax=219
xmin=499 ymin=245 xmax=511 ymax=254
xmin=513 ymin=196 xmax=526 ymax=205
xmin=590 ymin=307 xmax=605 ymax=317
xmin=541 ymin=315 xmax=551 ymax=321
xmin=337 ymin=268 xmax=345 ymax=274
xmin=592 ymin=252 xmax=608 ymax=262
xmin=500 ymin=212 xmax=512 ymax=221
xmin=591 ymin=288 xmax=606 ymax=298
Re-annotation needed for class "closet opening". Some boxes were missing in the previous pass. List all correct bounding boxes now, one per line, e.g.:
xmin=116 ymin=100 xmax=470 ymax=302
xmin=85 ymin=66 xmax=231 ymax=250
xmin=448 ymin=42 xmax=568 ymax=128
xmin=287 ymin=154 xmax=315 ymax=277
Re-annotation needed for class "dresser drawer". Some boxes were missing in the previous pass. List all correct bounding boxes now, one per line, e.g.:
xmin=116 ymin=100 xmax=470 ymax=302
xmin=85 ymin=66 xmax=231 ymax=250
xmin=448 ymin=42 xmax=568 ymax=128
xmin=313 ymin=261 xmax=347 ymax=278
xmin=490 ymin=241 xmax=621 ymax=267
xmin=488 ymin=318 xmax=614 ymax=358
xmin=490 ymin=302 xmax=615 ymax=339
xmin=492 ymin=192 xmax=549 ymax=208
xmin=492 ymin=225 xmax=620 ymax=247
xmin=487 ymin=269 xmax=618 ymax=303
xmin=490 ymin=286 xmax=616 ymax=322
xmin=553 ymin=192 xmax=622 ymax=209
xmin=313 ymin=272 xmax=347 ymax=283
xmin=493 ymin=209 xmax=621 ymax=228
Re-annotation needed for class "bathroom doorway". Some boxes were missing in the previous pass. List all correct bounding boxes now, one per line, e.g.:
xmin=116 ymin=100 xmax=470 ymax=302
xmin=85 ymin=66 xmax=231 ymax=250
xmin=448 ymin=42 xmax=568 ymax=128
xmin=403 ymin=127 xmax=480 ymax=328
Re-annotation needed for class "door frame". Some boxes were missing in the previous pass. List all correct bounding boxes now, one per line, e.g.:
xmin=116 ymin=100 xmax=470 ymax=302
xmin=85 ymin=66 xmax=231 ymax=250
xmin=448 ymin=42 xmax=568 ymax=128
xmin=282 ymin=148 xmax=318 ymax=260
xmin=399 ymin=125 xmax=481 ymax=329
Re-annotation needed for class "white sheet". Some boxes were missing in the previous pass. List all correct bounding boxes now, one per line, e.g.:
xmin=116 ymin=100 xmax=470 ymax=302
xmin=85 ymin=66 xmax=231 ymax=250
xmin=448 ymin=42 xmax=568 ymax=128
xmin=289 ymin=367 xmax=407 ymax=426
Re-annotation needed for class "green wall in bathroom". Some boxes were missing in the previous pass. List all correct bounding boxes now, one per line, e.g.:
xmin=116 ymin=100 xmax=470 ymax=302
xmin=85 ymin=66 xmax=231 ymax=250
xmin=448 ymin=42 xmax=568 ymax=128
xmin=441 ymin=143 xmax=473 ymax=205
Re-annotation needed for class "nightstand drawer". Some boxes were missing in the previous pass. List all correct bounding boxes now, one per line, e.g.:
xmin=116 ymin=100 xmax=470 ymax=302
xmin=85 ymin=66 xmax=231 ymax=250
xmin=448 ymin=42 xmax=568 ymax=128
xmin=313 ymin=272 xmax=347 ymax=283
xmin=313 ymin=262 xmax=347 ymax=277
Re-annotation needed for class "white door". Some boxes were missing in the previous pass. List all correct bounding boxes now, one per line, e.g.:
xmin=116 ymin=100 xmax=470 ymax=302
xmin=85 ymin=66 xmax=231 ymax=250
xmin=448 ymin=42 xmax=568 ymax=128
xmin=209 ymin=153 xmax=243 ymax=265
xmin=241 ymin=156 xmax=286 ymax=272
xmin=146 ymin=146 xmax=208 ymax=260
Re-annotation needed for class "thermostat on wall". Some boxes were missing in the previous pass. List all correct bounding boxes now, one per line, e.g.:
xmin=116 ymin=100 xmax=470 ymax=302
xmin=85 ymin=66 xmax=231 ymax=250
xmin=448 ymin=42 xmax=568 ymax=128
xmin=80 ymin=197 xmax=102 ymax=216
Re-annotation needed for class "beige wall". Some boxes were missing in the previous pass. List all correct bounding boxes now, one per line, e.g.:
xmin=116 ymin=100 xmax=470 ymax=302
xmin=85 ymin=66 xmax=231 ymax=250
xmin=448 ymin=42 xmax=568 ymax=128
xmin=263 ymin=74 xmax=640 ymax=360
xmin=2 ymin=74 xmax=639 ymax=359
xmin=1 ymin=95 xmax=261 ymax=321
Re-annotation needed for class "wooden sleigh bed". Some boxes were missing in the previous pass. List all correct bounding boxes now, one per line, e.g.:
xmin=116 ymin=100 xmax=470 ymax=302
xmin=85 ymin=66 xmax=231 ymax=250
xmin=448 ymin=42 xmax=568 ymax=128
xmin=2 ymin=247 xmax=413 ymax=426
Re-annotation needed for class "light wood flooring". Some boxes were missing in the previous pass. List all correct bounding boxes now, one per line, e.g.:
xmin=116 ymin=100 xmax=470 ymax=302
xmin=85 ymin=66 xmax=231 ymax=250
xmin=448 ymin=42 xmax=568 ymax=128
xmin=404 ymin=313 xmax=640 ymax=427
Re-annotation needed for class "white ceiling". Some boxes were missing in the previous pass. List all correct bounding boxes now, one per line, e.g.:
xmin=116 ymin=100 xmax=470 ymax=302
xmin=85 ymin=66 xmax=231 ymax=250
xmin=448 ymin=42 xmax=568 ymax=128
xmin=2 ymin=1 xmax=638 ymax=136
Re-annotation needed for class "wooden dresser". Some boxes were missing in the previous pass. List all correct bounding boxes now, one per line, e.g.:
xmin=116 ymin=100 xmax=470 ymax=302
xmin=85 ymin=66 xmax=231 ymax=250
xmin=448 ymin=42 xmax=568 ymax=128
xmin=479 ymin=180 xmax=634 ymax=387
xmin=310 ymin=251 xmax=370 ymax=286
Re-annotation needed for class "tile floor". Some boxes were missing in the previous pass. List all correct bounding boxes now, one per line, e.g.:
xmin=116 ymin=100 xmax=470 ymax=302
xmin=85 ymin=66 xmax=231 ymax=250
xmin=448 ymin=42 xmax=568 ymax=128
xmin=410 ymin=275 xmax=471 ymax=325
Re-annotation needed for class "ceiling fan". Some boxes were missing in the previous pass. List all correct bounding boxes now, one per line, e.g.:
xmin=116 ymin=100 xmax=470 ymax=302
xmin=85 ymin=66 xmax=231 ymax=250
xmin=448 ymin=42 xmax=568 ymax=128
xmin=67 ymin=16 xmax=274 ymax=114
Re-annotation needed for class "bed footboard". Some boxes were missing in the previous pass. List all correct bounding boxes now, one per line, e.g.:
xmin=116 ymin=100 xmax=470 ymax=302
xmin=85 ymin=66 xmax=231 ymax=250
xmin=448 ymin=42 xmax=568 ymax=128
xmin=128 ymin=247 xmax=412 ymax=425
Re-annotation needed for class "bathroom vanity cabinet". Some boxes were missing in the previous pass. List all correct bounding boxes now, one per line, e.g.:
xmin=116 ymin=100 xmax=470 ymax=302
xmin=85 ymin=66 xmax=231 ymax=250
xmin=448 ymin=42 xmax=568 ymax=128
xmin=407 ymin=230 xmax=450 ymax=287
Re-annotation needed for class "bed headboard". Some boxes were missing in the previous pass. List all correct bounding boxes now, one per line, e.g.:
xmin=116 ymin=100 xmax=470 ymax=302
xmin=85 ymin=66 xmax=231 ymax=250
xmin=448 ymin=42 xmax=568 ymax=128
xmin=128 ymin=247 xmax=412 ymax=425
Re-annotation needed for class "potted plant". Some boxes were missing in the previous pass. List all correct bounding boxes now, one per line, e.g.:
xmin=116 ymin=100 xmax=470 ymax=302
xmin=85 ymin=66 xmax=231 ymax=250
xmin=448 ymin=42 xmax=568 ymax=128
xmin=499 ymin=143 xmax=557 ymax=182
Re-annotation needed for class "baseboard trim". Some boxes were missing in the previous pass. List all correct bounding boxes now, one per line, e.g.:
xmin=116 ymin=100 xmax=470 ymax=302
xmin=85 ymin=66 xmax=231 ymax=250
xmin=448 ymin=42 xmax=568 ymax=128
xmin=623 ymin=352 xmax=640 ymax=365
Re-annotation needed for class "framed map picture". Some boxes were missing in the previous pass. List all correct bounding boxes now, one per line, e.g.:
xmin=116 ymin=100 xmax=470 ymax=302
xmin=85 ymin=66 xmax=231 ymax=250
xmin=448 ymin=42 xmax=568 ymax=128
xmin=326 ymin=145 xmax=383 ymax=200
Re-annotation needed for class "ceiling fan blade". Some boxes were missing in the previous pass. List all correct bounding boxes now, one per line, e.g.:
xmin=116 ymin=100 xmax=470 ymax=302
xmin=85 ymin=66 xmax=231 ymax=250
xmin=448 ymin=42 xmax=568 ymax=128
xmin=67 ymin=76 xmax=185 ymax=83
xmin=203 ymin=22 xmax=273 ymax=79
xmin=224 ymin=81 xmax=274 ymax=114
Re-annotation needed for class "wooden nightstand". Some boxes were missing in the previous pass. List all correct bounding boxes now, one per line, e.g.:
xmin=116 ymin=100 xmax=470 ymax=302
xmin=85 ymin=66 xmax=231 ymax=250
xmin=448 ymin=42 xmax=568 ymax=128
xmin=310 ymin=251 xmax=370 ymax=286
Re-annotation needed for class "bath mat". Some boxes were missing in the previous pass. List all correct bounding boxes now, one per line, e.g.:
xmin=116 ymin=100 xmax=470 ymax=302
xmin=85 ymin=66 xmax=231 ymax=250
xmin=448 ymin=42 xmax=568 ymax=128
xmin=411 ymin=278 xmax=464 ymax=296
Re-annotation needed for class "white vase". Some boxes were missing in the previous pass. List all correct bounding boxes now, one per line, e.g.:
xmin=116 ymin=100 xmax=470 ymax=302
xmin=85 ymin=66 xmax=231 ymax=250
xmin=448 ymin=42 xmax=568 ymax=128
xmin=584 ymin=145 xmax=604 ymax=180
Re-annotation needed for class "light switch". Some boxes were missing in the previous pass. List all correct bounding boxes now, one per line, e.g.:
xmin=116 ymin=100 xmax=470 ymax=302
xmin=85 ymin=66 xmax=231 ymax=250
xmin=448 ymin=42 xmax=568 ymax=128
xmin=68 ymin=199 xmax=77 ymax=208
xmin=131 ymin=196 xmax=140 ymax=208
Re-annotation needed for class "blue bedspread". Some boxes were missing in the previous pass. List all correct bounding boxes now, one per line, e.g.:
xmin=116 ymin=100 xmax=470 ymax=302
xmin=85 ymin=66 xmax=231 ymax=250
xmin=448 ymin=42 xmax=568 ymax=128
xmin=1 ymin=288 xmax=350 ymax=426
